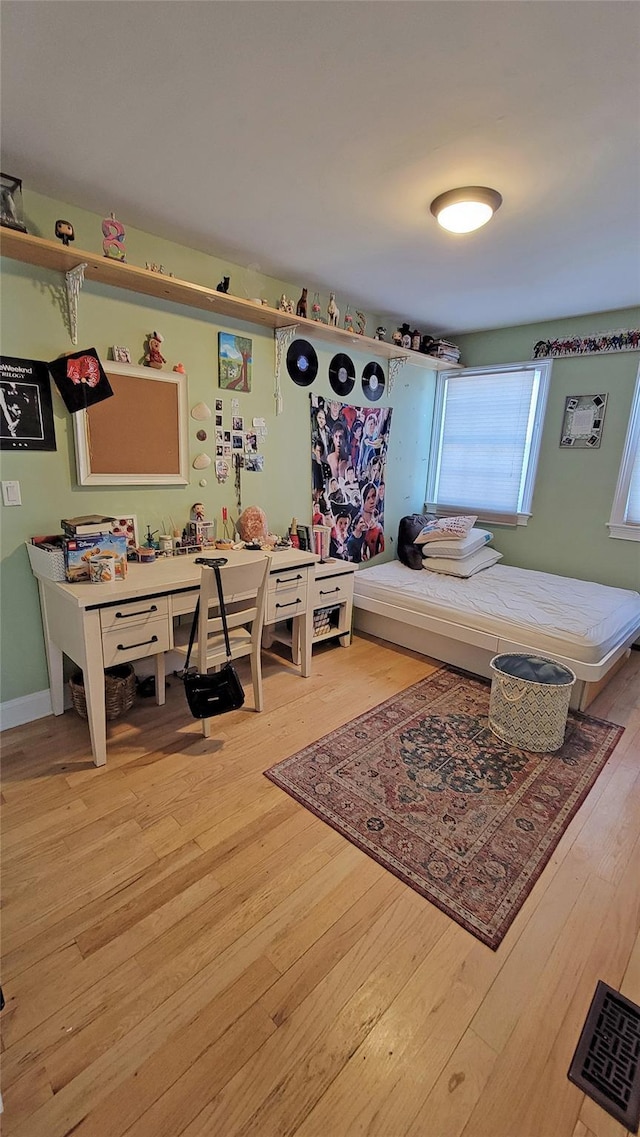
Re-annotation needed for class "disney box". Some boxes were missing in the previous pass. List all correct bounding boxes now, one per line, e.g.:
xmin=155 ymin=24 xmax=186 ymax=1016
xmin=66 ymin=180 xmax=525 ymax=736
xmin=64 ymin=532 xmax=128 ymax=583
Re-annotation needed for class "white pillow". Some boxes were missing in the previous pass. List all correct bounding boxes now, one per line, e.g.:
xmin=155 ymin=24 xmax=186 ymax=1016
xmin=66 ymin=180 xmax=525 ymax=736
xmin=423 ymin=547 xmax=503 ymax=578
xmin=414 ymin=515 xmax=477 ymax=545
xmin=422 ymin=528 xmax=493 ymax=560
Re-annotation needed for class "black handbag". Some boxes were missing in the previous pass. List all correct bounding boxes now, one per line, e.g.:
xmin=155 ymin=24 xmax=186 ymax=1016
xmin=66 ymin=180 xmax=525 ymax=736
xmin=182 ymin=558 xmax=245 ymax=719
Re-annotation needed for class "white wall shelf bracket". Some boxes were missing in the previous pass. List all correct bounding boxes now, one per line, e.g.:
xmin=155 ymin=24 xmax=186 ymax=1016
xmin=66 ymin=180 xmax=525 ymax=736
xmin=388 ymin=355 xmax=409 ymax=393
xmin=274 ymin=324 xmax=299 ymax=416
xmin=65 ymin=262 xmax=87 ymax=345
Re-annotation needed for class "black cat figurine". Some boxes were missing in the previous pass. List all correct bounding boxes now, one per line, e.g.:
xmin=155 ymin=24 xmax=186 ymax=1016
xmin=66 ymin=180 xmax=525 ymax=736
xmin=217 ymin=276 xmax=230 ymax=293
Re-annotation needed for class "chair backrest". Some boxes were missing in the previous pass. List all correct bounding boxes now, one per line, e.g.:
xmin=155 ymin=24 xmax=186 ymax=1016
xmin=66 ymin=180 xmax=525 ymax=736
xmin=196 ymin=555 xmax=270 ymax=668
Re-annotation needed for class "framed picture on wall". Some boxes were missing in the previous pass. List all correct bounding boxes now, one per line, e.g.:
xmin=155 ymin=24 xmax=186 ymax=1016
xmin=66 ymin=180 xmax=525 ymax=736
xmin=560 ymin=393 xmax=608 ymax=448
xmin=218 ymin=333 xmax=252 ymax=393
xmin=0 ymin=356 xmax=56 ymax=451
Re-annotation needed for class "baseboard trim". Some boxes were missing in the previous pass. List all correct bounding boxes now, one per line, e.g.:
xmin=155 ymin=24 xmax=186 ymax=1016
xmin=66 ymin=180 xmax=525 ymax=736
xmin=0 ymin=689 xmax=54 ymax=731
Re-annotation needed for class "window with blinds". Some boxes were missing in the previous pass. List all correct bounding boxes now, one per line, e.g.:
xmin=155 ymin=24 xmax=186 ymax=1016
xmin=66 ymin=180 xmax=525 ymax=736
xmin=425 ymin=361 xmax=551 ymax=525
xmin=609 ymin=363 xmax=640 ymax=541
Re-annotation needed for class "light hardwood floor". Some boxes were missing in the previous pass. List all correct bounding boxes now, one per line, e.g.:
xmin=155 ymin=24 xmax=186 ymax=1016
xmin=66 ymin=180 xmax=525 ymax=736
xmin=1 ymin=636 xmax=639 ymax=1137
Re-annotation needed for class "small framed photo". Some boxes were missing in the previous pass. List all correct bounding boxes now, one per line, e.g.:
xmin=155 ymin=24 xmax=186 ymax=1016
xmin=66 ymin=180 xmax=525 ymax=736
xmin=232 ymin=416 xmax=244 ymax=432
xmin=215 ymin=398 xmax=223 ymax=412
xmin=215 ymin=414 xmax=223 ymax=427
xmin=111 ymin=346 xmax=132 ymax=364
xmin=110 ymin=515 xmax=139 ymax=552
xmin=560 ymin=393 xmax=608 ymax=448
xmin=232 ymin=432 xmax=244 ymax=450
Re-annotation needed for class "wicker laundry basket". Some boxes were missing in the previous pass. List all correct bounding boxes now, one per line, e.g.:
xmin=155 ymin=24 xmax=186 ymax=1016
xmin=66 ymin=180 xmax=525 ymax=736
xmin=69 ymin=664 xmax=137 ymax=721
xmin=489 ymin=653 xmax=576 ymax=752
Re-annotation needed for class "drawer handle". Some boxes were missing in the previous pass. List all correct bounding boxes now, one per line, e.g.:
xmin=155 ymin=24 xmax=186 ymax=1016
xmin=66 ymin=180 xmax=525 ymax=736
xmin=117 ymin=634 xmax=158 ymax=650
xmin=319 ymin=587 xmax=341 ymax=595
xmin=276 ymin=574 xmax=302 ymax=584
xmin=275 ymin=599 xmax=302 ymax=609
xmin=115 ymin=605 xmax=158 ymax=619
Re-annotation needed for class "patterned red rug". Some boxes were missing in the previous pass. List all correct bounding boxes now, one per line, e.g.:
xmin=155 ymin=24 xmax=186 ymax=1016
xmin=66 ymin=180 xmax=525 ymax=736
xmin=265 ymin=667 xmax=623 ymax=949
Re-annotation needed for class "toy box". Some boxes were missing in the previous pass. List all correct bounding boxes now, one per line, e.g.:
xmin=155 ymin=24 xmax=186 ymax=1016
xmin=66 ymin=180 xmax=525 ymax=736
xmin=64 ymin=532 xmax=128 ymax=583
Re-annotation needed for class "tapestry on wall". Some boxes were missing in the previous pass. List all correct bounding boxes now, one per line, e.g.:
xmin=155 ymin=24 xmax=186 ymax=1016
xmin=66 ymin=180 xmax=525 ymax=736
xmin=310 ymin=394 xmax=392 ymax=563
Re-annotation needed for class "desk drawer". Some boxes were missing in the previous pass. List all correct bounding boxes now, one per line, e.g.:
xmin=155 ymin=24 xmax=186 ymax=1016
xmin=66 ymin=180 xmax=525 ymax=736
xmin=102 ymin=616 xmax=170 ymax=667
xmin=312 ymin=575 xmax=353 ymax=609
xmin=170 ymin=590 xmax=199 ymax=619
xmin=266 ymin=571 xmax=307 ymax=624
xmin=100 ymin=595 xmax=169 ymax=632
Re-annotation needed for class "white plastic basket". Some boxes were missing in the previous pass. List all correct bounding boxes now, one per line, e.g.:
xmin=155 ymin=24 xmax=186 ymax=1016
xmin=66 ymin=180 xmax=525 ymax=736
xmin=489 ymin=653 xmax=576 ymax=753
xmin=26 ymin=540 xmax=66 ymax=582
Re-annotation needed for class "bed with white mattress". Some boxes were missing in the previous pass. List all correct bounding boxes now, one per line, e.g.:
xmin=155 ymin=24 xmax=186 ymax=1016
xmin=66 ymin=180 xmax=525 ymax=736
xmin=353 ymin=561 xmax=640 ymax=709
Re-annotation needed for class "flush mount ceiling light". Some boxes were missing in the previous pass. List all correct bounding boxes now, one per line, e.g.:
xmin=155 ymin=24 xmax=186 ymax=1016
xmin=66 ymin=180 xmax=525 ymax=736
xmin=430 ymin=186 xmax=503 ymax=234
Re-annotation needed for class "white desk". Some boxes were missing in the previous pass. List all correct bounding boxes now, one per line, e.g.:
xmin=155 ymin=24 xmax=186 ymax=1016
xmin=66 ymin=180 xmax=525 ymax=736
xmin=33 ymin=548 xmax=318 ymax=766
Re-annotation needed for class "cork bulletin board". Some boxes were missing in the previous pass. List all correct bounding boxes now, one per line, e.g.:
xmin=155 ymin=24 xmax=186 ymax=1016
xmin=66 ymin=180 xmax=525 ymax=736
xmin=73 ymin=361 xmax=189 ymax=485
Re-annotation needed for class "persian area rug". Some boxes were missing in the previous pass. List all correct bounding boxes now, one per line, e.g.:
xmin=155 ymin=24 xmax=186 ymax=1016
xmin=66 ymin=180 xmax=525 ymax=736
xmin=265 ymin=667 xmax=623 ymax=949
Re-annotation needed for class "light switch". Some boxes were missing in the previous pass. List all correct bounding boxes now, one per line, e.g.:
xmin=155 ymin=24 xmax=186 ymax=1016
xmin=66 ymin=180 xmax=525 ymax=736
xmin=1 ymin=480 xmax=22 ymax=506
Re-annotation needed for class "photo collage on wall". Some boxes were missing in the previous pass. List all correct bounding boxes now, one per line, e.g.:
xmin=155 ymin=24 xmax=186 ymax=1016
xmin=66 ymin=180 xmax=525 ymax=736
xmin=310 ymin=394 xmax=392 ymax=563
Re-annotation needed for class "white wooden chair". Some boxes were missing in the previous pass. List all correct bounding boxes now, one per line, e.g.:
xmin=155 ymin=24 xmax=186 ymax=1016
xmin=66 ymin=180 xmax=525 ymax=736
xmin=174 ymin=555 xmax=270 ymax=735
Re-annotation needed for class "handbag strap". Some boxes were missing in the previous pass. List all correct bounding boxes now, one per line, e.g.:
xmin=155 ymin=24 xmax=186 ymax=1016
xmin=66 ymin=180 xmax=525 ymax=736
xmin=184 ymin=557 xmax=231 ymax=670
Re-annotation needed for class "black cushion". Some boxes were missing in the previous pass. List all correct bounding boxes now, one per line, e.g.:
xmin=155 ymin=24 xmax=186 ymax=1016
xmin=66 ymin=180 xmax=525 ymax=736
xmin=397 ymin=513 xmax=432 ymax=571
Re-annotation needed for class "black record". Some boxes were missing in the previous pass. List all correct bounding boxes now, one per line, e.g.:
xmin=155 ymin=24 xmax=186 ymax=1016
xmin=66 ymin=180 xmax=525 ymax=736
xmin=328 ymin=353 xmax=355 ymax=397
xmin=286 ymin=339 xmax=318 ymax=386
xmin=362 ymin=361 xmax=385 ymax=401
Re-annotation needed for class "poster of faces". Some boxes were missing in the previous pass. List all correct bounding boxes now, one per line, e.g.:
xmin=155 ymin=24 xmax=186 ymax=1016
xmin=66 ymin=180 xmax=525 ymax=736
xmin=310 ymin=394 xmax=391 ymax=563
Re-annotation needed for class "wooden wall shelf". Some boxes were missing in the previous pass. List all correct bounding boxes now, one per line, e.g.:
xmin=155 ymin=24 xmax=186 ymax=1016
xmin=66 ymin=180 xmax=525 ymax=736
xmin=1 ymin=229 xmax=459 ymax=371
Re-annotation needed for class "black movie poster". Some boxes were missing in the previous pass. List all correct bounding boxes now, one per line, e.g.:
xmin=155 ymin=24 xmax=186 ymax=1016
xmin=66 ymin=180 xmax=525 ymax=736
xmin=0 ymin=356 xmax=56 ymax=451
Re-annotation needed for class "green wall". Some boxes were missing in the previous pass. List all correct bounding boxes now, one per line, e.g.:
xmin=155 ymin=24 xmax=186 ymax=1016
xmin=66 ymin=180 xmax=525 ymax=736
xmin=0 ymin=191 xmax=436 ymax=704
xmin=455 ymin=310 xmax=640 ymax=591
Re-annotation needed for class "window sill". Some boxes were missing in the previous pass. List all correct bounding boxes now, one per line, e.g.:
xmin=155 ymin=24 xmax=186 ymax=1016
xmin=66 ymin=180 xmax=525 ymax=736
xmin=607 ymin=523 xmax=640 ymax=542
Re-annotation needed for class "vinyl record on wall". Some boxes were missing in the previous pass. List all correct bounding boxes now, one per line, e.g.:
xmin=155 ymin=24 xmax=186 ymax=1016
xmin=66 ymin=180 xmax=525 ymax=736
xmin=286 ymin=339 xmax=318 ymax=386
xmin=362 ymin=361 xmax=385 ymax=401
xmin=328 ymin=353 xmax=355 ymax=397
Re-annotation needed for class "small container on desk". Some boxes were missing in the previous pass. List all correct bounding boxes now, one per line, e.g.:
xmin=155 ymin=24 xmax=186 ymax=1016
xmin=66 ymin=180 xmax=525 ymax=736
xmin=26 ymin=537 xmax=66 ymax=582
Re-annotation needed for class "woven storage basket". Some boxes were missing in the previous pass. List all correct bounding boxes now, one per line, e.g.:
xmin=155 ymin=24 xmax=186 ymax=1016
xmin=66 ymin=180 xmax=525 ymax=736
xmin=489 ymin=653 xmax=576 ymax=753
xmin=69 ymin=664 xmax=137 ymax=721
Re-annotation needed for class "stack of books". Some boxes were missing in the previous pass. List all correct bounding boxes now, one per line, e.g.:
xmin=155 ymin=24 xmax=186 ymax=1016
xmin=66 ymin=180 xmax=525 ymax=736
xmin=425 ymin=339 xmax=461 ymax=364
xmin=61 ymin=514 xmax=116 ymax=538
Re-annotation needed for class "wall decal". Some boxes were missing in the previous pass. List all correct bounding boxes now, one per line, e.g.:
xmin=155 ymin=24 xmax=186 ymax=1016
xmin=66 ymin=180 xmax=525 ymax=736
xmin=533 ymin=330 xmax=639 ymax=359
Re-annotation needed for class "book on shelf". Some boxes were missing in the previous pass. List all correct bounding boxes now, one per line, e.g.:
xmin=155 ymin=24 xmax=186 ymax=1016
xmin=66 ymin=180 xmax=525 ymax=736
xmin=61 ymin=514 xmax=116 ymax=536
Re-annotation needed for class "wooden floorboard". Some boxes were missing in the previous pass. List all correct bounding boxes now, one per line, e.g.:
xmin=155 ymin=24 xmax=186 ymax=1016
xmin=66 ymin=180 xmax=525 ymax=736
xmin=1 ymin=637 xmax=638 ymax=1137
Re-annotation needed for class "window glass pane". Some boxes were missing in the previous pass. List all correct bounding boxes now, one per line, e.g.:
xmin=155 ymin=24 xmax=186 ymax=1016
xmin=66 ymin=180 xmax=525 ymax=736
xmin=625 ymin=445 xmax=640 ymax=524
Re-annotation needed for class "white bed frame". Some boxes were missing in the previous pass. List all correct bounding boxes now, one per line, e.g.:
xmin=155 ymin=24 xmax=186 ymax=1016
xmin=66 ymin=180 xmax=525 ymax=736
xmin=353 ymin=590 xmax=639 ymax=711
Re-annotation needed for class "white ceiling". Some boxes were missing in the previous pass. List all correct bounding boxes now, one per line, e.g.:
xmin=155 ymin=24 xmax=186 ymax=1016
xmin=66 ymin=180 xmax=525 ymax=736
xmin=2 ymin=1 xmax=639 ymax=335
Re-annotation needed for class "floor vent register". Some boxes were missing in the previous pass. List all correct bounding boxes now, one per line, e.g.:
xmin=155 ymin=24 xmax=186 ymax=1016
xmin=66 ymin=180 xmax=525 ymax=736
xmin=568 ymin=980 xmax=640 ymax=1133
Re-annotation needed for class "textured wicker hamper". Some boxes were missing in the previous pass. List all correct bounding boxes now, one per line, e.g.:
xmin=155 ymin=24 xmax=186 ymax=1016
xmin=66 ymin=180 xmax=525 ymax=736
xmin=489 ymin=653 xmax=576 ymax=752
xmin=69 ymin=664 xmax=137 ymax=721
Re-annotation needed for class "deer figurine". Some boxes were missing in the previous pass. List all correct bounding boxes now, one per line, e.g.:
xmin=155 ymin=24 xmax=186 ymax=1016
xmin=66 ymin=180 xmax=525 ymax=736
xmin=327 ymin=292 xmax=340 ymax=326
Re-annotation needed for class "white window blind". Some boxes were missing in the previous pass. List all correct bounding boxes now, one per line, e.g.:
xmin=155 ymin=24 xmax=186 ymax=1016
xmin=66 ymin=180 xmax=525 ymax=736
xmin=426 ymin=363 xmax=549 ymax=524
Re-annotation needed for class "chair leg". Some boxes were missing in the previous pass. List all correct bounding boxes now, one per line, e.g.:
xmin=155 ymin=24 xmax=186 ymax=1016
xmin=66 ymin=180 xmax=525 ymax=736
xmin=202 ymin=716 xmax=212 ymax=738
xmin=251 ymin=645 xmax=264 ymax=712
